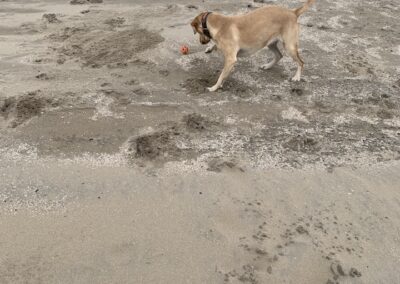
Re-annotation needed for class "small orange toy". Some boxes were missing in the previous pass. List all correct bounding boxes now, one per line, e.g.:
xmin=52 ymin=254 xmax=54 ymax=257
xmin=180 ymin=45 xmax=189 ymax=55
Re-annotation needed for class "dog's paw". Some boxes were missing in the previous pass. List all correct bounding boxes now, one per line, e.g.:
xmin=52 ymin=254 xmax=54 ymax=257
xmin=291 ymin=76 xmax=301 ymax=82
xmin=205 ymin=47 xmax=213 ymax=54
xmin=205 ymin=45 xmax=217 ymax=54
xmin=261 ymin=62 xmax=275 ymax=70
xmin=207 ymin=86 xmax=218 ymax=92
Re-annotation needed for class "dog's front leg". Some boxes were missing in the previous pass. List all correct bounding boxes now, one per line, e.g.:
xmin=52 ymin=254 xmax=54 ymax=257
xmin=205 ymin=44 xmax=217 ymax=54
xmin=208 ymin=53 xmax=237 ymax=92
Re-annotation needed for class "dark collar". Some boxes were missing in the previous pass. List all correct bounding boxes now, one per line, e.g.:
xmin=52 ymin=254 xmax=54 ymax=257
xmin=201 ymin=12 xmax=212 ymax=39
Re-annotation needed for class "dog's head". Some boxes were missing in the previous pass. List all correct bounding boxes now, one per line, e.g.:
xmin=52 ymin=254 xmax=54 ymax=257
xmin=191 ymin=12 xmax=212 ymax=45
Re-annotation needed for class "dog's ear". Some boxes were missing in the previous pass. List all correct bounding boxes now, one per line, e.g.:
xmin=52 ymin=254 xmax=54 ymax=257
xmin=191 ymin=21 xmax=198 ymax=34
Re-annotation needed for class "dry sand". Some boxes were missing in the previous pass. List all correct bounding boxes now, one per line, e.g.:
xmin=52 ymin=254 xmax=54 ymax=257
xmin=0 ymin=0 xmax=399 ymax=283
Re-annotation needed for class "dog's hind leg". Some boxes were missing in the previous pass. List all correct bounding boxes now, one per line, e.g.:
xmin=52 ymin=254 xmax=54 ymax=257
xmin=287 ymin=45 xmax=304 ymax=81
xmin=262 ymin=40 xmax=283 ymax=70
xmin=283 ymin=25 xmax=304 ymax=81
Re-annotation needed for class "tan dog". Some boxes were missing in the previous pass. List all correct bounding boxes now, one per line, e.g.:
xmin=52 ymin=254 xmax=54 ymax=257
xmin=191 ymin=0 xmax=315 ymax=92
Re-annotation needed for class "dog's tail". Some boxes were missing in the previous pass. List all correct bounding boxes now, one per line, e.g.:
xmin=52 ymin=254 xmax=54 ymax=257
xmin=294 ymin=0 xmax=315 ymax=17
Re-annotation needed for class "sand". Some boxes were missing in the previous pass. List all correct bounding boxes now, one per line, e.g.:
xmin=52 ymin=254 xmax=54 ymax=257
xmin=0 ymin=0 xmax=399 ymax=283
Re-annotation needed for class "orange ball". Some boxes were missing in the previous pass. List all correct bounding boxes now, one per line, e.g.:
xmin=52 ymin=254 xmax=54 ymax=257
xmin=180 ymin=45 xmax=189 ymax=55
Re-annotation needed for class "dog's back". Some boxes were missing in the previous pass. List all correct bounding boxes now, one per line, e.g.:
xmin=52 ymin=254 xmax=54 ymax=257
xmin=231 ymin=6 xmax=298 ymax=49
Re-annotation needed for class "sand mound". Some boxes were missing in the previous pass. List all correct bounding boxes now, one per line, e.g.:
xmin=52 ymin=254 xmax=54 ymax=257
xmin=126 ymin=114 xmax=221 ymax=165
xmin=0 ymin=92 xmax=56 ymax=128
xmin=58 ymin=27 xmax=164 ymax=67
xmin=183 ymin=113 xmax=215 ymax=131
xmin=127 ymin=125 xmax=191 ymax=164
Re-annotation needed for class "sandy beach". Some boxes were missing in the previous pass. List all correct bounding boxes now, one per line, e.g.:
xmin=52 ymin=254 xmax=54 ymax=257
xmin=1 ymin=0 xmax=399 ymax=283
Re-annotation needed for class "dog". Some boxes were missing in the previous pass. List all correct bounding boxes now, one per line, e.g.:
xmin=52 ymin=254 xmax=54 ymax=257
xmin=190 ymin=0 xmax=315 ymax=92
